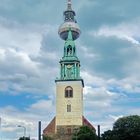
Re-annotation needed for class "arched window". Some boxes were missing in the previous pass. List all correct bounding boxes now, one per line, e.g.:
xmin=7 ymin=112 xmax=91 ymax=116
xmin=65 ymin=86 xmax=73 ymax=98
xmin=67 ymin=128 xmax=71 ymax=134
xmin=67 ymin=104 xmax=71 ymax=112
xmin=67 ymin=45 xmax=72 ymax=55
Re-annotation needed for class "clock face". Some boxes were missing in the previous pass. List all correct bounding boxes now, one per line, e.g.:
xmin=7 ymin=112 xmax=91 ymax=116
xmin=67 ymin=64 xmax=72 ymax=69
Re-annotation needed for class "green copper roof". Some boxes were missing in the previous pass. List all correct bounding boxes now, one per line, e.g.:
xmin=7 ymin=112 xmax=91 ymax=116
xmin=64 ymin=29 xmax=75 ymax=48
xmin=58 ymin=28 xmax=83 ymax=82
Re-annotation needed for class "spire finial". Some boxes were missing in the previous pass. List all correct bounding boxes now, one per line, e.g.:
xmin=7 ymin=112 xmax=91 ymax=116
xmin=67 ymin=0 xmax=72 ymax=10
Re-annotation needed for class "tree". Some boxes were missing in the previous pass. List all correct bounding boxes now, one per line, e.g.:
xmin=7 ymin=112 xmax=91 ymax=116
xmin=72 ymin=126 xmax=97 ymax=140
xmin=101 ymin=130 xmax=119 ymax=140
xmin=102 ymin=115 xmax=140 ymax=140
xmin=18 ymin=137 xmax=30 ymax=140
xmin=113 ymin=115 xmax=140 ymax=140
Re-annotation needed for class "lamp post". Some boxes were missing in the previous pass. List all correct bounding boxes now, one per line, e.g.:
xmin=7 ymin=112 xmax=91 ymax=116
xmin=97 ymin=125 xmax=100 ymax=140
xmin=0 ymin=117 xmax=2 ymax=140
xmin=18 ymin=125 xmax=26 ymax=140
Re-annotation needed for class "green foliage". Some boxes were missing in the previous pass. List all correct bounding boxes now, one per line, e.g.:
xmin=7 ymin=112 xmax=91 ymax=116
xmin=72 ymin=126 xmax=97 ymax=140
xmin=102 ymin=115 xmax=140 ymax=140
xmin=42 ymin=135 xmax=52 ymax=140
xmin=101 ymin=130 xmax=119 ymax=140
xmin=18 ymin=137 xmax=30 ymax=140
xmin=113 ymin=115 xmax=140 ymax=140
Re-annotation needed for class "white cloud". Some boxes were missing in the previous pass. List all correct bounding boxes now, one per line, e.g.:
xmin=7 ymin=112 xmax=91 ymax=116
xmin=0 ymin=24 xmax=42 ymax=56
xmin=27 ymin=99 xmax=55 ymax=115
xmin=0 ymin=47 xmax=41 ymax=94
xmin=0 ymin=22 xmax=59 ymax=95
xmin=81 ymin=71 xmax=106 ymax=86
xmin=0 ymin=99 xmax=55 ymax=140
xmin=82 ymin=70 xmax=140 ymax=134
xmin=108 ymin=115 xmax=123 ymax=121
xmin=0 ymin=0 xmax=140 ymax=139
xmin=92 ymin=19 xmax=140 ymax=45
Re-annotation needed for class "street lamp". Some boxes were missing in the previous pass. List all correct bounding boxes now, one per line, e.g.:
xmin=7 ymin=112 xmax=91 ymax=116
xmin=18 ymin=125 xmax=26 ymax=140
xmin=0 ymin=117 xmax=2 ymax=140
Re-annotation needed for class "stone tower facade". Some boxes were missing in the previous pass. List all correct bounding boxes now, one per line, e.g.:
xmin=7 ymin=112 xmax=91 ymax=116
xmin=55 ymin=0 xmax=84 ymax=133
xmin=43 ymin=1 xmax=95 ymax=139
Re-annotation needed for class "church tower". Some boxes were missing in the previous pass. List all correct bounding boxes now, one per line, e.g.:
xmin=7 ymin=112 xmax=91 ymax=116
xmin=43 ymin=0 xmax=95 ymax=139
xmin=55 ymin=0 xmax=84 ymax=132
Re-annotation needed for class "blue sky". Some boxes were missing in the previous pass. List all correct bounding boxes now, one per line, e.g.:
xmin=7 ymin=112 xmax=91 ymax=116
xmin=0 ymin=0 xmax=140 ymax=139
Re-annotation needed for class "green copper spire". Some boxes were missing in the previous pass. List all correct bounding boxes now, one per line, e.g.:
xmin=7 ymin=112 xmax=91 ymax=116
xmin=63 ymin=28 xmax=77 ymax=58
xmin=67 ymin=28 xmax=73 ymax=40
xmin=56 ymin=1 xmax=84 ymax=87
xmin=58 ymin=28 xmax=81 ymax=80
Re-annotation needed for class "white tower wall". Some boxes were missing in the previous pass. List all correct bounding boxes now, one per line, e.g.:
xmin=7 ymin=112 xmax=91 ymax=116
xmin=56 ymin=80 xmax=83 ymax=127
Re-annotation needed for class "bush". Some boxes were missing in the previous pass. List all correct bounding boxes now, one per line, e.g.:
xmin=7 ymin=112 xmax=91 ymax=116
xmin=72 ymin=126 xmax=97 ymax=140
xmin=42 ymin=135 xmax=52 ymax=140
